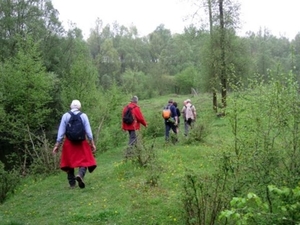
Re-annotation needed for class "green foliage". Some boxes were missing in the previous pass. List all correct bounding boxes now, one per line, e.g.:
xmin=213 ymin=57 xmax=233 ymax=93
xmin=182 ymin=105 xmax=214 ymax=144
xmin=141 ymin=110 xmax=165 ymax=139
xmin=183 ymin=123 xmax=210 ymax=145
xmin=128 ymin=134 xmax=157 ymax=168
xmin=0 ymin=0 xmax=64 ymax=61
xmin=0 ymin=64 xmax=5 ymax=133
xmin=227 ymin=71 xmax=300 ymax=192
xmin=175 ymin=66 xmax=199 ymax=94
xmin=160 ymin=34 xmax=194 ymax=75
xmin=60 ymin=39 xmax=99 ymax=109
xmin=27 ymin=131 xmax=60 ymax=175
xmin=0 ymin=161 xmax=20 ymax=203
xmin=2 ymin=1 xmax=300 ymax=223
xmin=220 ymin=185 xmax=300 ymax=224
xmin=1 ymin=37 xmax=54 ymax=146
xmin=120 ymin=69 xmax=152 ymax=99
xmin=146 ymin=72 xmax=175 ymax=96
xmin=91 ymin=84 xmax=128 ymax=153
xmin=123 ymin=135 xmax=162 ymax=188
xmin=149 ymin=25 xmax=172 ymax=63
xmin=2 ymin=88 xmax=300 ymax=224
xmin=95 ymin=38 xmax=121 ymax=86
xmin=182 ymin=172 xmax=229 ymax=225
xmin=181 ymin=70 xmax=300 ymax=224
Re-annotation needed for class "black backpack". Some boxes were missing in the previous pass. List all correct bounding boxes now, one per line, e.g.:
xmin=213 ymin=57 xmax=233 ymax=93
xmin=66 ymin=111 xmax=86 ymax=142
xmin=123 ymin=106 xmax=136 ymax=124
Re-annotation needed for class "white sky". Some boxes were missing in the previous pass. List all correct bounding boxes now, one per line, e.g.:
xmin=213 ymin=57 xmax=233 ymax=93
xmin=51 ymin=0 xmax=300 ymax=40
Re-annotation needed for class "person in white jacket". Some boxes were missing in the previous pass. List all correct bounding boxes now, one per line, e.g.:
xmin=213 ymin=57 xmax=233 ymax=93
xmin=182 ymin=99 xmax=196 ymax=136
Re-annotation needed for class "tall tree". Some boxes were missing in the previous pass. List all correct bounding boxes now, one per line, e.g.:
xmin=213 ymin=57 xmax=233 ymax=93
xmin=0 ymin=37 xmax=55 ymax=166
xmin=60 ymin=38 xmax=99 ymax=109
xmin=0 ymin=0 xmax=64 ymax=62
xmin=95 ymin=38 xmax=121 ymax=87
xmin=203 ymin=0 xmax=241 ymax=111
xmin=88 ymin=21 xmax=124 ymax=87
xmin=208 ymin=0 xmax=218 ymax=112
xmin=218 ymin=0 xmax=227 ymax=107
xmin=291 ymin=33 xmax=300 ymax=79
xmin=160 ymin=34 xmax=194 ymax=75
xmin=148 ymin=24 xmax=172 ymax=63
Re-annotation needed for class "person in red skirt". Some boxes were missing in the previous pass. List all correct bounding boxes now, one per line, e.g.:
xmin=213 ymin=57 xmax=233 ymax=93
xmin=52 ymin=100 xmax=97 ymax=189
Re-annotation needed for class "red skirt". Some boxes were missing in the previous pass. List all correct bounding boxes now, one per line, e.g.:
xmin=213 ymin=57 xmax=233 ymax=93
xmin=60 ymin=138 xmax=97 ymax=173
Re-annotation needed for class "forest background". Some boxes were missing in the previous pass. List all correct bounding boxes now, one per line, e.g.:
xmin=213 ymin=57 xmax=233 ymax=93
xmin=1 ymin=0 xmax=300 ymax=224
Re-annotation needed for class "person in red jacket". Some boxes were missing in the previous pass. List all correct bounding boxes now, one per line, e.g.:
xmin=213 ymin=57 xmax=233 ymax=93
xmin=122 ymin=96 xmax=147 ymax=158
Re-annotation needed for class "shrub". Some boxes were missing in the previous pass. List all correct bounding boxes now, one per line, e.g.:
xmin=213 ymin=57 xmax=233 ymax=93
xmin=0 ymin=161 xmax=21 ymax=203
xmin=141 ymin=111 xmax=165 ymax=139
xmin=129 ymin=134 xmax=161 ymax=187
xmin=182 ymin=172 xmax=229 ymax=225
xmin=26 ymin=130 xmax=60 ymax=176
xmin=183 ymin=121 xmax=210 ymax=145
xmin=219 ymin=185 xmax=300 ymax=224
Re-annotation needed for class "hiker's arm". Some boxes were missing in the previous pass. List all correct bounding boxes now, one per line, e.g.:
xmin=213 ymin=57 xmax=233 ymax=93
xmin=56 ymin=113 xmax=69 ymax=143
xmin=135 ymin=108 xmax=147 ymax=127
xmin=53 ymin=114 xmax=69 ymax=154
xmin=192 ymin=107 xmax=197 ymax=120
xmin=52 ymin=142 xmax=61 ymax=154
xmin=82 ymin=114 xmax=96 ymax=152
xmin=82 ymin=114 xmax=93 ymax=140
xmin=89 ymin=140 xmax=96 ymax=152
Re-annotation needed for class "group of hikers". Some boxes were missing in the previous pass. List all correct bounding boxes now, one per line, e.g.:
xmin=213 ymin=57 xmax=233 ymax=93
xmin=121 ymin=96 xmax=197 ymax=148
xmin=161 ymin=98 xmax=197 ymax=141
xmin=52 ymin=96 xmax=196 ymax=189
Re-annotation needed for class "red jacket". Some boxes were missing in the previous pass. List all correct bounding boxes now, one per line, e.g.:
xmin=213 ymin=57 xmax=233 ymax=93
xmin=122 ymin=102 xmax=147 ymax=130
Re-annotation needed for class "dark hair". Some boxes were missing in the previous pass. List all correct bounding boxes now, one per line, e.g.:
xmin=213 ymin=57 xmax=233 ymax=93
xmin=168 ymin=99 xmax=173 ymax=103
xmin=173 ymin=102 xmax=177 ymax=107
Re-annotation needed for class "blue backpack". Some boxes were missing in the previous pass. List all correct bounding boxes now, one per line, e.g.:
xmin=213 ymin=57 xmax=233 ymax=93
xmin=66 ymin=111 xmax=86 ymax=142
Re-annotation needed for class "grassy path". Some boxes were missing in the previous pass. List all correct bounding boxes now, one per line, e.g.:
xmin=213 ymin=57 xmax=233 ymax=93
xmin=0 ymin=95 xmax=230 ymax=224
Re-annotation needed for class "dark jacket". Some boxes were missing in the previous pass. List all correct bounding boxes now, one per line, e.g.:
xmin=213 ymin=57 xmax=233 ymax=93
xmin=176 ymin=108 xmax=181 ymax=123
xmin=165 ymin=104 xmax=178 ymax=123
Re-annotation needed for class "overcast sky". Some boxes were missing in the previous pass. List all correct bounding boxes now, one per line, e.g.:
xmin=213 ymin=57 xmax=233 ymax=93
xmin=51 ymin=0 xmax=300 ymax=40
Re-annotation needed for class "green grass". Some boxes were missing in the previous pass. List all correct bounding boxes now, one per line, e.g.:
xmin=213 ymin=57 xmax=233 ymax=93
xmin=0 ymin=94 xmax=230 ymax=225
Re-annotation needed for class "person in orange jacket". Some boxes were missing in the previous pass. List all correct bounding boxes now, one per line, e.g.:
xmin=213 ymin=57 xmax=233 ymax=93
xmin=122 ymin=96 xmax=147 ymax=158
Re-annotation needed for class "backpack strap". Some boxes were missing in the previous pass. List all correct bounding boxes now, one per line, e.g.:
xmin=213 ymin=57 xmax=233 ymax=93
xmin=127 ymin=105 xmax=136 ymax=110
xmin=190 ymin=105 xmax=196 ymax=118
xmin=169 ymin=105 xmax=174 ymax=118
xmin=68 ymin=111 xmax=82 ymax=119
xmin=68 ymin=110 xmax=82 ymax=114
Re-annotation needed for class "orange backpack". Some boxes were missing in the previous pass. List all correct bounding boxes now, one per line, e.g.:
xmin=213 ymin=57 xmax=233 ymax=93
xmin=162 ymin=106 xmax=171 ymax=119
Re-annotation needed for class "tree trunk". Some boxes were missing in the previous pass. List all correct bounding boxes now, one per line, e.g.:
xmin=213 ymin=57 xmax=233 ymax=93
xmin=208 ymin=0 xmax=218 ymax=112
xmin=219 ymin=0 xmax=227 ymax=108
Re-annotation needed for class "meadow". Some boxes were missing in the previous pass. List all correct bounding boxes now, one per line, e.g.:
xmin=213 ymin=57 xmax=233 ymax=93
xmin=0 ymin=94 xmax=229 ymax=225
xmin=1 ymin=81 xmax=300 ymax=225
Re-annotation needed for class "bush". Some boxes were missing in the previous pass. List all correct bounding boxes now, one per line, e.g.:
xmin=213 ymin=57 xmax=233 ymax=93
xmin=0 ymin=161 xmax=21 ymax=203
xmin=97 ymin=122 xmax=126 ymax=153
xmin=24 ymin=130 xmax=60 ymax=176
xmin=141 ymin=111 xmax=165 ymax=139
xmin=220 ymin=185 xmax=300 ymax=224
xmin=183 ymin=121 xmax=210 ymax=145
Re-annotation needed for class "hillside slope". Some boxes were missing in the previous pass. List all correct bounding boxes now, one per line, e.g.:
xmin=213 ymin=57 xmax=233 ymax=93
xmin=0 ymin=95 xmax=226 ymax=224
